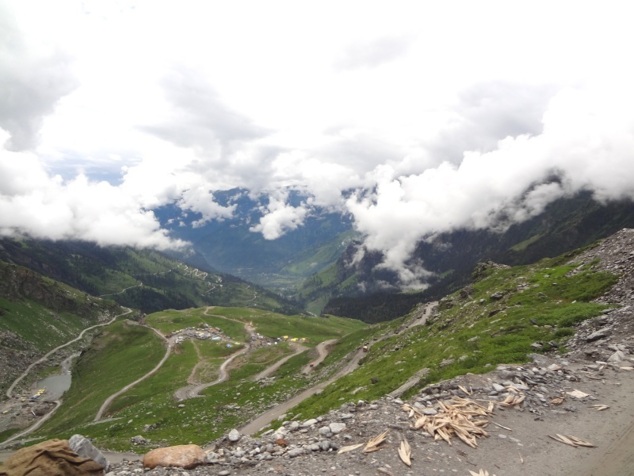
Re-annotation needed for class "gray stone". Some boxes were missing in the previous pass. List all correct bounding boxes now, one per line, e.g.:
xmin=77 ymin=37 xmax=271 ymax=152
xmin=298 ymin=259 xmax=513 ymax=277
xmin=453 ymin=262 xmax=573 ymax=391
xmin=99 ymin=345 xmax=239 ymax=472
xmin=318 ymin=440 xmax=331 ymax=451
xmin=492 ymin=383 xmax=505 ymax=392
xmin=301 ymin=418 xmax=318 ymax=428
xmin=228 ymin=428 xmax=241 ymax=442
xmin=586 ymin=329 xmax=610 ymax=342
xmin=608 ymin=350 xmax=626 ymax=362
xmin=329 ymin=422 xmax=346 ymax=434
xmin=288 ymin=448 xmax=305 ymax=458
xmin=130 ymin=435 xmax=148 ymax=446
xmin=69 ymin=434 xmax=110 ymax=471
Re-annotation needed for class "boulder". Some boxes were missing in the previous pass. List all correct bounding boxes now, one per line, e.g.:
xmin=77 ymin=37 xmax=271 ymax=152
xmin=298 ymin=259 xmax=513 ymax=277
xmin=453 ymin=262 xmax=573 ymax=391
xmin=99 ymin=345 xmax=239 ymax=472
xmin=143 ymin=444 xmax=206 ymax=469
xmin=69 ymin=434 xmax=110 ymax=471
xmin=228 ymin=428 xmax=241 ymax=442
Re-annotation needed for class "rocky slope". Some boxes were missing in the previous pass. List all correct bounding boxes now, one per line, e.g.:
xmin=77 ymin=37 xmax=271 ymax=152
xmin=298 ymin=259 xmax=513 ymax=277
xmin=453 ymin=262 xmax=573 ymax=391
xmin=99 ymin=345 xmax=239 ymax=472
xmin=98 ymin=229 xmax=634 ymax=475
xmin=0 ymin=261 xmax=124 ymax=395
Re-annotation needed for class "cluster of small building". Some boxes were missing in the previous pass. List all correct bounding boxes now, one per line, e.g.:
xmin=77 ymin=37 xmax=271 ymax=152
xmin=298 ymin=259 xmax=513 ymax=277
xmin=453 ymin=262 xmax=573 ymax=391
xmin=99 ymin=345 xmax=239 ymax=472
xmin=168 ymin=323 xmax=234 ymax=346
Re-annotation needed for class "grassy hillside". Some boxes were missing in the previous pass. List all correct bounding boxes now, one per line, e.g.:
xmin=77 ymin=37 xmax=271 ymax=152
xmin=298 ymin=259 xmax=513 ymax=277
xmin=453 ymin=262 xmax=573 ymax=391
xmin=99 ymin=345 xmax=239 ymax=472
xmin=290 ymin=250 xmax=617 ymax=419
xmin=0 ymin=238 xmax=297 ymax=314
xmin=4 ymin=230 xmax=622 ymax=451
xmin=0 ymin=261 xmax=125 ymax=394
xmin=37 ymin=320 xmax=166 ymax=433
xmin=28 ymin=307 xmax=366 ymax=450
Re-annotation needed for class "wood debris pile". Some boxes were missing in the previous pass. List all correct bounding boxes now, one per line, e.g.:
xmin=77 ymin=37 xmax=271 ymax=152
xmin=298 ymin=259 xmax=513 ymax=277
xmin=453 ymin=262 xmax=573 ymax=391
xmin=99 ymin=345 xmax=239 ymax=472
xmin=402 ymin=397 xmax=493 ymax=448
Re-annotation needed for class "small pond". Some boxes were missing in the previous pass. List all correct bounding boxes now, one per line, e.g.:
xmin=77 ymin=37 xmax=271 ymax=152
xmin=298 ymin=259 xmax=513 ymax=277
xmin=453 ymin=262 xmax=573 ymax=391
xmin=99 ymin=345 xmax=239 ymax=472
xmin=33 ymin=353 xmax=78 ymax=401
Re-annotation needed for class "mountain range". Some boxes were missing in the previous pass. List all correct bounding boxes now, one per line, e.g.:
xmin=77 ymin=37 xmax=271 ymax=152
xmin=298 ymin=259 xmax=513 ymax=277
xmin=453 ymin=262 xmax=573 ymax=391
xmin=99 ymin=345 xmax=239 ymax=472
xmin=155 ymin=190 xmax=634 ymax=320
xmin=1 ymin=216 xmax=632 ymax=463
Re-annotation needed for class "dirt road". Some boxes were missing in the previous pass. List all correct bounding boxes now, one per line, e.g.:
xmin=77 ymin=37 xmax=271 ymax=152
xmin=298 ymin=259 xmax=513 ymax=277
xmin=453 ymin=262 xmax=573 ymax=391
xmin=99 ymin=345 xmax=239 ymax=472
xmin=94 ymin=326 xmax=170 ymax=421
xmin=301 ymin=339 xmax=336 ymax=374
xmin=173 ymin=308 xmax=257 ymax=401
xmin=0 ymin=308 xmax=132 ymax=448
xmin=253 ymin=343 xmax=307 ymax=381
xmin=5 ymin=308 xmax=133 ymax=399
xmin=240 ymin=302 xmax=440 ymax=435
xmin=240 ymin=346 xmax=366 ymax=435
xmin=173 ymin=344 xmax=250 ymax=401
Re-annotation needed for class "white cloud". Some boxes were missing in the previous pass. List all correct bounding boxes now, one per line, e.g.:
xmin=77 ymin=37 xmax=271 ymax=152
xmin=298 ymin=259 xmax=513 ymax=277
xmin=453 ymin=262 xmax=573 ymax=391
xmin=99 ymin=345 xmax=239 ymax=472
xmin=178 ymin=187 xmax=235 ymax=227
xmin=335 ymin=35 xmax=414 ymax=70
xmin=346 ymin=84 xmax=634 ymax=284
xmin=0 ymin=0 xmax=633 ymax=288
xmin=250 ymin=194 xmax=309 ymax=240
xmin=0 ymin=1 xmax=78 ymax=150
xmin=0 ymin=130 xmax=185 ymax=249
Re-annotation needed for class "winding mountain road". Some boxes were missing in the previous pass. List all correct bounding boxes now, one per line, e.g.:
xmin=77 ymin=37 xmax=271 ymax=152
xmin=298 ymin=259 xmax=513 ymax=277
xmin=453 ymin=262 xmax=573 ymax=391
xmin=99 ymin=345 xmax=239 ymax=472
xmin=173 ymin=343 xmax=250 ymax=401
xmin=5 ymin=308 xmax=133 ymax=399
xmin=301 ymin=339 xmax=337 ymax=374
xmin=253 ymin=343 xmax=308 ymax=381
xmin=240 ymin=301 xmax=439 ymax=435
xmin=0 ymin=307 xmax=133 ymax=448
xmin=175 ymin=307 xmax=310 ymax=399
xmin=94 ymin=326 xmax=170 ymax=421
xmin=172 ymin=307 xmax=255 ymax=400
xmin=240 ymin=344 xmax=366 ymax=435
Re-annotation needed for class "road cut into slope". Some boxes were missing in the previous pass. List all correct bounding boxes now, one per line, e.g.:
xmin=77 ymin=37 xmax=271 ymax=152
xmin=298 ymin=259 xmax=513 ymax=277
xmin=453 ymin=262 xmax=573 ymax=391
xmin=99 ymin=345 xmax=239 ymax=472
xmin=94 ymin=325 xmax=171 ymax=421
xmin=252 ymin=342 xmax=308 ymax=381
xmin=0 ymin=308 xmax=133 ymax=448
xmin=240 ymin=301 xmax=439 ymax=435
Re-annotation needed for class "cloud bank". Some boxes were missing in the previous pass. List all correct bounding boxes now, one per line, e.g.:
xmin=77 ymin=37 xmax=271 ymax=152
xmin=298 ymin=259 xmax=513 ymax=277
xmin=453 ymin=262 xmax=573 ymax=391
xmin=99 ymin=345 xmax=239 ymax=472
xmin=1 ymin=0 xmax=633 ymax=287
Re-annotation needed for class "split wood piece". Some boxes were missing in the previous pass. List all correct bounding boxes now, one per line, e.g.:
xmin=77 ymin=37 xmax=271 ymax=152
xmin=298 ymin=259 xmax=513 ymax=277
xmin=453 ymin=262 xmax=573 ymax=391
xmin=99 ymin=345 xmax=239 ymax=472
xmin=363 ymin=430 xmax=389 ymax=453
xmin=397 ymin=438 xmax=412 ymax=467
xmin=337 ymin=443 xmax=363 ymax=455
xmin=566 ymin=389 xmax=590 ymax=399
xmin=491 ymin=421 xmax=512 ymax=431
xmin=548 ymin=434 xmax=596 ymax=448
xmin=458 ymin=384 xmax=472 ymax=396
xmin=499 ymin=392 xmax=525 ymax=407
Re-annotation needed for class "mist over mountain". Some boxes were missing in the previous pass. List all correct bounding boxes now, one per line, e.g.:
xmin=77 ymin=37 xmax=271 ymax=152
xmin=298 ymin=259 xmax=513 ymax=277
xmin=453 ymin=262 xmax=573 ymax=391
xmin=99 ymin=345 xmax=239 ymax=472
xmin=154 ymin=188 xmax=356 ymax=296
xmin=1 ymin=1 xmax=634 ymax=319
xmin=321 ymin=192 xmax=634 ymax=321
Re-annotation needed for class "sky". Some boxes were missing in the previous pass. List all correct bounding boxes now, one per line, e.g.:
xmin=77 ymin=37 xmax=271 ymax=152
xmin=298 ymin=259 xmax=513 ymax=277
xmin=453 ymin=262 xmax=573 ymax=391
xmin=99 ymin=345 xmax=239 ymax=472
xmin=1 ymin=0 xmax=634 ymax=287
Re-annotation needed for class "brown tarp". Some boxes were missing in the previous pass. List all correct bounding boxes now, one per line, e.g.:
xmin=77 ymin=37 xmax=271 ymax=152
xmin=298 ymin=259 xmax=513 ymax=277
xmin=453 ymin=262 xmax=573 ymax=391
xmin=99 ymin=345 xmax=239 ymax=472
xmin=0 ymin=439 xmax=104 ymax=476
